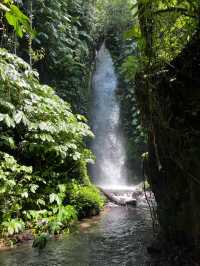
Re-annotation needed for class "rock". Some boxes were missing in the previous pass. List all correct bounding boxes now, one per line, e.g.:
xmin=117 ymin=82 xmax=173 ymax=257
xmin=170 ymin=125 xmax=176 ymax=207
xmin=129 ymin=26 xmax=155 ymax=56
xmin=15 ymin=232 xmax=34 ymax=243
xmin=125 ymin=199 xmax=137 ymax=206
xmin=132 ymin=190 xmax=143 ymax=199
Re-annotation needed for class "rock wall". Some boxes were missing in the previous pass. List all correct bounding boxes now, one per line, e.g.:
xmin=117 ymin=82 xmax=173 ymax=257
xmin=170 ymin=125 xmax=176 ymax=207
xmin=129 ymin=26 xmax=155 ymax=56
xmin=136 ymin=31 xmax=200 ymax=247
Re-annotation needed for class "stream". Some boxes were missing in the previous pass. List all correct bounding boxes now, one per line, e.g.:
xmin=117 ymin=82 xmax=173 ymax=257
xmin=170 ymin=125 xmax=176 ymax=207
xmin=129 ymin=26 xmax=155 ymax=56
xmin=0 ymin=200 xmax=153 ymax=266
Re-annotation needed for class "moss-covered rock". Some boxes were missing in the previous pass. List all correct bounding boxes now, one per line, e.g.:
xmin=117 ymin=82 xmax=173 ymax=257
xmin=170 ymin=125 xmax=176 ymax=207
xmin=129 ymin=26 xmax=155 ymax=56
xmin=136 ymin=31 xmax=200 ymax=245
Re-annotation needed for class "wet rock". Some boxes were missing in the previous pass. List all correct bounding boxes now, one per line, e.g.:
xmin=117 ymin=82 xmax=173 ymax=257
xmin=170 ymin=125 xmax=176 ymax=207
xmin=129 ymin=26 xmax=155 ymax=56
xmin=15 ymin=232 xmax=34 ymax=243
xmin=132 ymin=189 xmax=143 ymax=199
xmin=125 ymin=199 xmax=137 ymax=206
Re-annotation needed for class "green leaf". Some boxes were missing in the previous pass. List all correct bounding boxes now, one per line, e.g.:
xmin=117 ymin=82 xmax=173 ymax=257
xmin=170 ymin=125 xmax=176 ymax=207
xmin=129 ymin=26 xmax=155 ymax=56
xmin=30 ymin=184 xmax=39 ymax=193
xmin=37 ymin=199 xmax=46 ymax=206
xmin=49 ymin=193 xmax=61 ymax=205
xmin=4 ymin=114 xmax=15 ymax=128
xmin=58 ymin=184 xmax=66 ymax=193
xmin=21 ymin=191 xmax=29 ymax=198
xmin=5 ymin=4 xmax=30 ymax=38
xmin=39 ymin=122 xmax=49 ymax=131
xmin=0 ymin=114 xmax=5 ymax=121
xmin=0 ymin=136 xmax=16 ymax=149
xmin=124 ymin=25 xmax=141 ymax=40
xmin=0 ymin=100 xmax=15 ymax=111
xmin=5 ymin=11 xmax=17 ymax=28
xmin=0 ymin=3 xmax=10 ymax=12
xmin=13 ymin=111 xmax=23 ymax=124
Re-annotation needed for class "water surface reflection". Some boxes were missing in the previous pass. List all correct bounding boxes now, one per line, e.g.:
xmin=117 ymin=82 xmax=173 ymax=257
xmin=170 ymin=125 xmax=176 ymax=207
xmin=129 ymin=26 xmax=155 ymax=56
xmin=0 ymin=204 xmax=153 ymax=266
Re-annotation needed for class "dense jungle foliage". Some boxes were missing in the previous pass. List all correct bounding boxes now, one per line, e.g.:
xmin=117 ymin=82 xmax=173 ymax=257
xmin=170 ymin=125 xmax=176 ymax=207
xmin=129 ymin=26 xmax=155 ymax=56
xmin=0 ymin=48 xmax=104 ymax=237
xmin=0 ymin=0 xmax=104 ymax=239
xmin=1 ymin=0 xmax=97 ymax=114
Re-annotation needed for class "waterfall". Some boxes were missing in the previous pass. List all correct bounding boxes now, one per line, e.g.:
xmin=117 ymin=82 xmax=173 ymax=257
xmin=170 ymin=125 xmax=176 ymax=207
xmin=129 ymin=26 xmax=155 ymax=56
xmin=91 ymin=44 xmax=127 ymax=187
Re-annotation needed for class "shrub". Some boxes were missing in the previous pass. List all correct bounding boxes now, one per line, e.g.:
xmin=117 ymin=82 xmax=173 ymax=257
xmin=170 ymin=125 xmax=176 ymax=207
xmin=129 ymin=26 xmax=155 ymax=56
xmin=69 ymin=182 xmax=104 ymax=218
xmin=2 ymin=219 xmax=25 ymax=236
xmin=0 ymin=49 xmax=95 ymax=236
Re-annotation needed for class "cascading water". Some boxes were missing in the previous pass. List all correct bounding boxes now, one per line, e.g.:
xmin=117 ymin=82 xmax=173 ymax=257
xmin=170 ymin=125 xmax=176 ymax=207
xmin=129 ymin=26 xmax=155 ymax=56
xmin=91 ymin=44 xmax=127 ymax=187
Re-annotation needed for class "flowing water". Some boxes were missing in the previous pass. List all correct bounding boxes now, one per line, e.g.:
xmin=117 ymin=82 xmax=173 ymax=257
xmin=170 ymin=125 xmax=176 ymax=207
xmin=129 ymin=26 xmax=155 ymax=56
xmin=91 ymin=44 xmax=127 ymax=186
xmin=0 ymin=45 xmax=154 ymax=265
xmin=0 ymin=202 xmax=153 ymax=266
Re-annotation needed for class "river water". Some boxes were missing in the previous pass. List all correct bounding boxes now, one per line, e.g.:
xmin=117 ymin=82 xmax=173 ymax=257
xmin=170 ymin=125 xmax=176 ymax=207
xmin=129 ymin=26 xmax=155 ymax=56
xmin=0 ymin=201 xmax=153 ymax=266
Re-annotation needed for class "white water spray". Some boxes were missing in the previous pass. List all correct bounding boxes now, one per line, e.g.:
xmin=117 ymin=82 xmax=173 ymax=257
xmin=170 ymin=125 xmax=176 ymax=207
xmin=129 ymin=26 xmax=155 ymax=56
xmin=91 ymin=44 xmax=127 ymax=187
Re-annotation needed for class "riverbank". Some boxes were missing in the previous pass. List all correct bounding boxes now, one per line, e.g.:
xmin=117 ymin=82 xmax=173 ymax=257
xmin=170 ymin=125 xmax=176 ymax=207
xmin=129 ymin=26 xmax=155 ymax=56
xmin=0 ymin=206 xmax=111 ymax=251
xmin=0 ymin=186 xmax=145 ymax=251
xmin=0 ymin=202 xmax=153 ymax=266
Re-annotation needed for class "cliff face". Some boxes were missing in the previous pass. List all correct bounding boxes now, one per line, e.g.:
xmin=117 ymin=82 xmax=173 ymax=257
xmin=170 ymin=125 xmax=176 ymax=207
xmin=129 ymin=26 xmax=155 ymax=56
xmin=136 ymin=31 xmax=200 ymax=246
